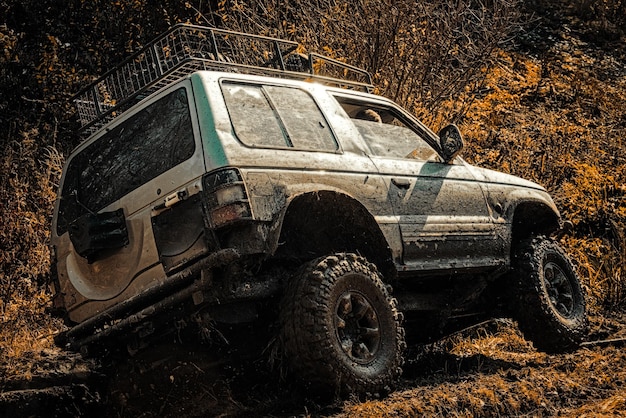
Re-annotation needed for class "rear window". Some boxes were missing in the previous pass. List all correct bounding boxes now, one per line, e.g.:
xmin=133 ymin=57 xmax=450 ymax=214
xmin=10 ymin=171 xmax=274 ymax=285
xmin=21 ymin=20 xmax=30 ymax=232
xmin=221 ymin=82 xmax=337 ymax=151
xmin=56 ymin=88 xmax=195 ymax=235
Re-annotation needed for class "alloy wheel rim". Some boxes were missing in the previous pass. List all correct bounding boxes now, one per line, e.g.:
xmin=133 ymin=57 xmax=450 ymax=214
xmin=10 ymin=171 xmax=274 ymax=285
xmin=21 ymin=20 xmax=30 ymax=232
xmin=544 ymin=261 xmax=575 ymax=318
xmin=334 ymin=290 xmax=381 ymax=363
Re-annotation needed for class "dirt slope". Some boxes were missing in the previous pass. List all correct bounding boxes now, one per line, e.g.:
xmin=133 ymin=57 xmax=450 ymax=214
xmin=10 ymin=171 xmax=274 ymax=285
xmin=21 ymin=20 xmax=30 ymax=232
xmin=1 ymin=0 xmax=626 ymax=416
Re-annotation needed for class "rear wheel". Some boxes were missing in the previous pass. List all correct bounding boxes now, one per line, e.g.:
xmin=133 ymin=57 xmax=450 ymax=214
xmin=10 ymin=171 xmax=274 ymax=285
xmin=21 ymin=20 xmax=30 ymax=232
xmin=512 ymin=237 xmax=587 ymax=352
xmin=280 ymin=253 xmax=405 ymax=395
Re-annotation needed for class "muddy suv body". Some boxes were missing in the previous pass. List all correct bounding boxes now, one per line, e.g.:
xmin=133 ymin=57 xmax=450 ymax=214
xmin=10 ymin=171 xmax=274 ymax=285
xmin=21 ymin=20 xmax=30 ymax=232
xmin=51 ymin=25 xmax=587 ymax=394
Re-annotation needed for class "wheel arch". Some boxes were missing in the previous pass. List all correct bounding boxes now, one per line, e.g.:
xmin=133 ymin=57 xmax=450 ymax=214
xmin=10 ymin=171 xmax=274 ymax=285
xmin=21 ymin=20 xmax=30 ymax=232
xmin=271 ymin=191 xmax=396 ymax=280
xmin=510 ymin=200 xmax=561 ymax=250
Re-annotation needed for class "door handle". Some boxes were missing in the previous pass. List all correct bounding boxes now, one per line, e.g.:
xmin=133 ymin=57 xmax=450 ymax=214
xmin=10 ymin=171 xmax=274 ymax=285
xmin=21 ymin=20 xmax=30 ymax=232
xmin=391 ymin=178 xmax=411 ymax=189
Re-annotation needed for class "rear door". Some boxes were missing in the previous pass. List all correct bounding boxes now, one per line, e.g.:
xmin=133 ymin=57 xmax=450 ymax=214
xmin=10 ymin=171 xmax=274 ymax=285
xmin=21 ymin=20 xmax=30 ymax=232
xmin=52 ymin=83 xmax=205 ymax=317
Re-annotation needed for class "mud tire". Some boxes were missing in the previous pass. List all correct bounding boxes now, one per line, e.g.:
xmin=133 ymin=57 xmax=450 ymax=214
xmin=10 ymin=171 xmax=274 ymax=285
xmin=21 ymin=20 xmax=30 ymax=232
xmin=512 ymin=237 xmax=587 ymax=352
xmin=280 ymin=253 xmax=405 ymax=396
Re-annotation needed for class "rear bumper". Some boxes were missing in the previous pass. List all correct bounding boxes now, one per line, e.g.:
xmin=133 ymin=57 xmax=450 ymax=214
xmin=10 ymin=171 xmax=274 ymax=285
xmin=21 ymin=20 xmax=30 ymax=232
xmin=55 ymin=248 xmax=243 ymax=351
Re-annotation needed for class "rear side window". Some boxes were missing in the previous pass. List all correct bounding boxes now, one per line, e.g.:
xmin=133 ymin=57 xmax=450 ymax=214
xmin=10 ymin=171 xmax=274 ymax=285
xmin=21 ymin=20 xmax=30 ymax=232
xmin=57 ymin=88 xmax=195 ymax=235
xmin=221 ymin=82 xmax=337 ymax=151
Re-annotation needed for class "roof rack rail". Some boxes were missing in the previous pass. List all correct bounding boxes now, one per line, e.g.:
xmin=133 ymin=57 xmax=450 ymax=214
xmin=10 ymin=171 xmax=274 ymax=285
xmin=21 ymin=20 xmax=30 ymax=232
xmin=74 ymin=24 xmax=374 ymax=137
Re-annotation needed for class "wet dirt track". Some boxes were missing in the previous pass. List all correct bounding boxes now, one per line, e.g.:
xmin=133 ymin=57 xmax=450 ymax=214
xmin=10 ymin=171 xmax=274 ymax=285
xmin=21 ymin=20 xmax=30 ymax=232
xmin=3 ymin=314 xmax=626 ymax=417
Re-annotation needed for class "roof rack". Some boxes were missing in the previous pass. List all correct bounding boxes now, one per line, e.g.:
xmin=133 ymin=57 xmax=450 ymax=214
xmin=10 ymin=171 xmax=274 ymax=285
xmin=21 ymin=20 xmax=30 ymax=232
xmin=74 ymin=24 xmax=374 ymax=137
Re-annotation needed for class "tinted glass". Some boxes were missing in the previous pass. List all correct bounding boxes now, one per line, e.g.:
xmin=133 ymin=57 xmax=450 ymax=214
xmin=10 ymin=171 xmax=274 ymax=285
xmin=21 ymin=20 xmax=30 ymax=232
xmin=57 ymin=88 xmax=195 ymax=235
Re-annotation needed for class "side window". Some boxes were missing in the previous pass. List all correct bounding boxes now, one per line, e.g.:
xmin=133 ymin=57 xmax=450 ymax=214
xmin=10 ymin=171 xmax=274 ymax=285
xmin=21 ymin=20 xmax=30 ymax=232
xmin=264 ymin=86 xmax=336 ymax=150
xmin=57 ymin=87 xmax=195 ymax=235
xmin=335 ymin=96 xmax=437 ymax=161
xmin=220 ymin=84 xmax=287 ymax=147
xmin=222 ymin=82 xmax=337 ymax=151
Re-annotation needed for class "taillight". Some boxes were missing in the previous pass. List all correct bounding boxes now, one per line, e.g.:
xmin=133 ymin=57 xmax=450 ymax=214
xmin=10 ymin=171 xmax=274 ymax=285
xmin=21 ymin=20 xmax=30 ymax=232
xmin=203 ymin=168 xmax=252 ymax=228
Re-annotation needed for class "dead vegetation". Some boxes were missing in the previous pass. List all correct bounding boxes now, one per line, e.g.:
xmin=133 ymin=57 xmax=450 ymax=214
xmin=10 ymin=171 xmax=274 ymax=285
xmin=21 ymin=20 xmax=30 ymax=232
xmin=1 ymin=0 xmax=626 ymax=416
xmin=213 ymin=0 xmax=526 ymax=130
xmin=339 ymin=317 xmax=626 ymax=417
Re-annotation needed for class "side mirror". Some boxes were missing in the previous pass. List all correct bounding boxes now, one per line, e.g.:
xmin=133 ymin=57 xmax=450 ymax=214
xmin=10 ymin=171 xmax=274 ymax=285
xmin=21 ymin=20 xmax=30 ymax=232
xmin=438 ymin=124 xmax=464 ymax=163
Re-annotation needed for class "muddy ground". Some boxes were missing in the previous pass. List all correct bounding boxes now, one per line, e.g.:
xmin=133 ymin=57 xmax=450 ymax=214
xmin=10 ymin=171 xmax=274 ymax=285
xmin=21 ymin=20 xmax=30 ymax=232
xmin=2 ymin=1 xmax=626 ymax=416
xmin=2 ymin=311 xmax=626 ymax=417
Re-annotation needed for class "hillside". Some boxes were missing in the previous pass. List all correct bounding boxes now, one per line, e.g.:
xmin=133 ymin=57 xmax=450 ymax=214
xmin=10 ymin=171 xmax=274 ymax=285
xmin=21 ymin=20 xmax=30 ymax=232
xmin=1 ymin=0 xmax=626 ymax=416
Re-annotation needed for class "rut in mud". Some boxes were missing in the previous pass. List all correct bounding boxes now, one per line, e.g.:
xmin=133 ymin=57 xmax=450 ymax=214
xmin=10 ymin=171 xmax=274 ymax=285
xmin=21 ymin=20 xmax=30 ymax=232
xmin=4 ymin=314 xmax=626 ymax=417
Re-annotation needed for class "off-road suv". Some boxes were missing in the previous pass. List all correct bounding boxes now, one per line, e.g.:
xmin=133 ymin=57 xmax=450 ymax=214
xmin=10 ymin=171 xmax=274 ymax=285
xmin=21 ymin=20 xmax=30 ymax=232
xmin=51 ymin=24 xmax=587 ymax=395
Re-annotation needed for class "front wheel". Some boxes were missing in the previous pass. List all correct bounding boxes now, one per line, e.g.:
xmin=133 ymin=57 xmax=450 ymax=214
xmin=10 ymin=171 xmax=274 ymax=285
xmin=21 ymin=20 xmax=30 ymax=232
xmin=280 ymin=253 xmax=405 ymax=396
xmin=512 ymin=237 xmax=587 ymax=352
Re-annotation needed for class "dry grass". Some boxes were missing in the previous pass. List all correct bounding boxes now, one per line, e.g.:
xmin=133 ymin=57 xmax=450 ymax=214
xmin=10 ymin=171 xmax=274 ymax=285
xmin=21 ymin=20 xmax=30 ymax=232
xmin=0 ymin=291 xmax=64 ymax=382
xmin=0 ymin=129 xmax=65 ymax=382
xmin=0 ymin=0 xmax=625 ymax=415
xmin=454 ymin=32 xmax=626 ymax=310
xmin=336 ymin=321 xmax=626 ymax=417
